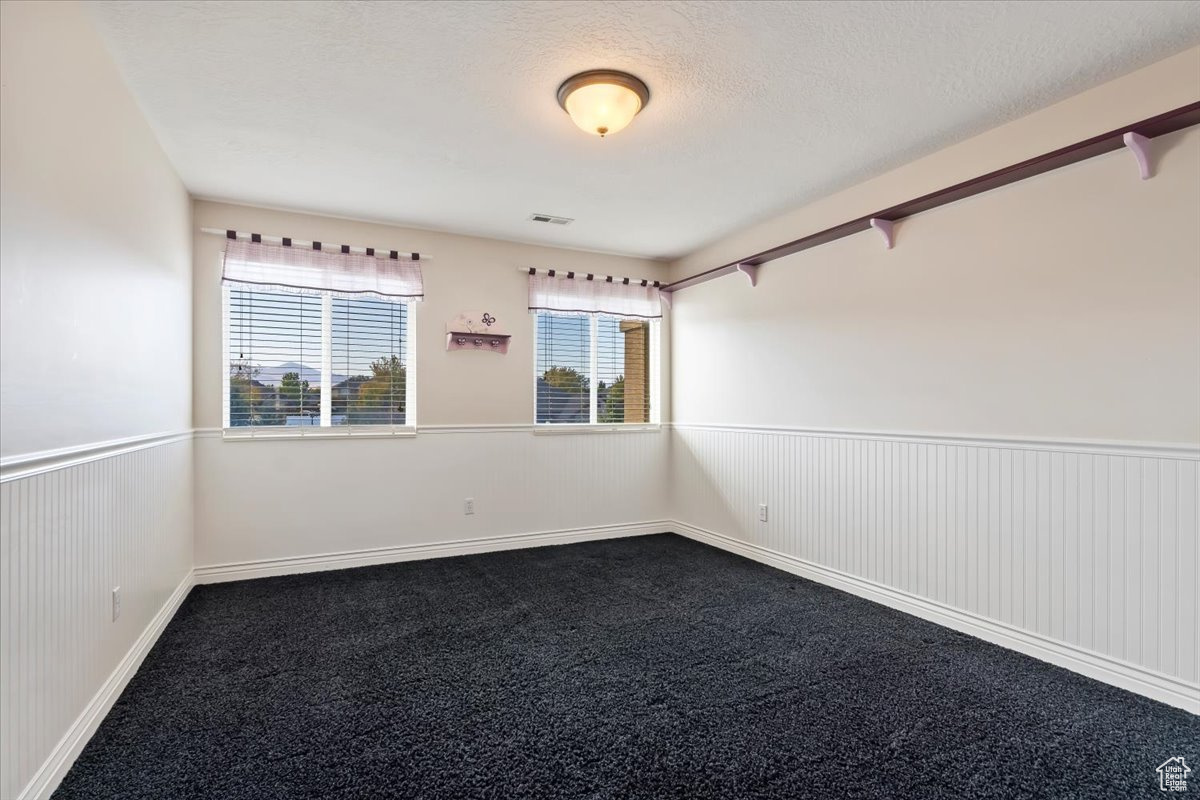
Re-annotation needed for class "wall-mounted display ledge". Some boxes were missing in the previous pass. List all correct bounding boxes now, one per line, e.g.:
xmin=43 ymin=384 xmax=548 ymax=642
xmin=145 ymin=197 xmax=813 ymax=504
xmin=445 ymin=311 xmax=511 ymax=353
xmin=664 ymin=101 xmax=1200 ymax=293
xmin=447 ymin=333 xmax=510 ymax=352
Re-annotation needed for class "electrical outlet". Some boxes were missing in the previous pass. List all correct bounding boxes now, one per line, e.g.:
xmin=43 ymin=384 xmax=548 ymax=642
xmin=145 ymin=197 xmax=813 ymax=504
xmin=464 ymin=498 xmax=475 ymax=515
xmin=112 ymin=586 xmax=121 ymax=621
xmin=758 ymin=504 xmax=768 ymax=522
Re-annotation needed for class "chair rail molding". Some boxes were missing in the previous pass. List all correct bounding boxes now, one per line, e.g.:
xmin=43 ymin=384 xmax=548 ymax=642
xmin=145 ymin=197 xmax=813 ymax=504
xmin=667 ymin=422 xmax=1200 ymax=461
xmin=0 ymin=429 xmax=196 ymax=482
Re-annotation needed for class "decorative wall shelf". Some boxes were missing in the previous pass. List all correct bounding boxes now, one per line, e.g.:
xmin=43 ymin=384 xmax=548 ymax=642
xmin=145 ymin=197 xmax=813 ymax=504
xmin=446 ymin=311 xmax=510 ymax=354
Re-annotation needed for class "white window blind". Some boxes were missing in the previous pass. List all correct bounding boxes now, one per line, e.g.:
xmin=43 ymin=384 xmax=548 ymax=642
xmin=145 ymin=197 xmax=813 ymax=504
xmin=535 ymin=313 xmax=592 ymax=423
xmin=596 ymin=316 xmax=650 ymax=423
xmin=534 ymin=312 xmax=657 ymax=425
xmin=227 ymin=288 xmax=323 ymax=428
xmin=331 ymin=297 xmax=409 ymax=426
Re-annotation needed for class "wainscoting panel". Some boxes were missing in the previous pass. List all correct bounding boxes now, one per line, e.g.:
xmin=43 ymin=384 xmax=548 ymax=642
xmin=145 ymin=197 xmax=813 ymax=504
xmin=0 ymin=436 xmax=194 ymax=800
xmin=194 ymin=427 xmax=670 ymax=571
xmin=670 ymin=425 xmax=1199 ymax=694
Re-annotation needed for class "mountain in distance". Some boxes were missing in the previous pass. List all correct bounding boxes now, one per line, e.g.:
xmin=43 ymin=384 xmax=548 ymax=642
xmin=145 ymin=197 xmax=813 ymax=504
xmin=253 ymin=361 xmax=348 ymax=387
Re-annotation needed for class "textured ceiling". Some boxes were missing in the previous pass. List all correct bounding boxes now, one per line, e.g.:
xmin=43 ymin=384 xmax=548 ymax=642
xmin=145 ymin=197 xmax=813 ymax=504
xmin=88 ymin=1 xmax=1200 ymax=260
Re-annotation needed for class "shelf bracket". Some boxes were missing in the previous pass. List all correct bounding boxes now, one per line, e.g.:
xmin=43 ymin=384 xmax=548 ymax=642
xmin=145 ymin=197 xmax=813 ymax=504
xmin=1122 ymin=132 xmax=1151 ymax=180
xmin=736 ymin=263 xmax=759 ymax=287
xmin=869 ymin=218 xmax=895 ymax=250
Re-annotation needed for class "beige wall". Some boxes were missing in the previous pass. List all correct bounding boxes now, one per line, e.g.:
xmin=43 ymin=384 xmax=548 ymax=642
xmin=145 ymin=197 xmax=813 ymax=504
xmin=0 ymin=0 xmax=193 ymax=457
xmin=193 ymin=201 xmax=670 ymax=428
xmin=669 ymin=48 xmax=1200 ymax=445
xmin=192 ymin=202 xmax=672 ymax=572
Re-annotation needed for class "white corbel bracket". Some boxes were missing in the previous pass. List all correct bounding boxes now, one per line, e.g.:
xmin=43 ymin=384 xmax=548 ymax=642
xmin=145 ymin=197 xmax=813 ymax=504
xmin=1122 ymin=132 xmax=1151 ymax=180
xmin=736 ymin=263 xmax=760 ymax=287
xmin=869 ymin=218 xmax=895 ymax=250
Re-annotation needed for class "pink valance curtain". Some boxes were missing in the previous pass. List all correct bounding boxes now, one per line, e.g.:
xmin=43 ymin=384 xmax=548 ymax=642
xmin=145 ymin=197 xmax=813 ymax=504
xmin=222 ymin=239 xmax=424 ymax=299
xmin=528 ymin=272 xmax=661 ymax=319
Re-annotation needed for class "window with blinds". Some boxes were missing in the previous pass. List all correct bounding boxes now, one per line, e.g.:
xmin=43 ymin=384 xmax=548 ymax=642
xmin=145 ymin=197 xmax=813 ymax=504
xmin=597 ymin=316 xmax=650 ymax=423
xmin=535 ymin=313 xmax=590 ymax=423
xmin=227 ymin=288 xmax=323 ymax=427
xmin=331 ymin=297 xmax=408 ymax=426
xmin=224 ymin=288 xmax=413 ymax=431
xmin=534 ymin=312 xmax=656 ymax=425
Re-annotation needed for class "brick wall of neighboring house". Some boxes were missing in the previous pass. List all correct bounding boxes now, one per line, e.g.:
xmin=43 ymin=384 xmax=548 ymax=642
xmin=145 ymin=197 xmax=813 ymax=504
xmin=620 ymin=320 xmax=649 ymax=423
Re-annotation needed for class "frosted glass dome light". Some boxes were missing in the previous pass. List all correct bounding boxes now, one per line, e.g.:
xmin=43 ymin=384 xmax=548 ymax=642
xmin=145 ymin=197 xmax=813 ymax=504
xmin=557 ymin=70 xmax=650 ymax=138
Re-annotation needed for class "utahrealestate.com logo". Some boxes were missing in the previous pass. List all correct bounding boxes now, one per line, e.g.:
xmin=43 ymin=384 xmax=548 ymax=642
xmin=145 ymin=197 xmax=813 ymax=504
xmin=1157 ymin=757 xmax=1192 ymax=793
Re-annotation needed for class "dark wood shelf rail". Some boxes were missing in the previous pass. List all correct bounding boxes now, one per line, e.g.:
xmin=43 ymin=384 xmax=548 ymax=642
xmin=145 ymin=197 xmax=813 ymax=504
xmin=664 ymin=101 xmax=1200 ymax=293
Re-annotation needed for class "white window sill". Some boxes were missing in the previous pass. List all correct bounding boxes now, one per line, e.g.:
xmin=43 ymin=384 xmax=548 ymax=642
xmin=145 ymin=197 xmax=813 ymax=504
xmin=218 ymin=424 xmax=663 ymax=440
xmin=222 ymin=427 xmax=417 ymax=441
xmin=531 ymin=424 xmax=662 ymax=436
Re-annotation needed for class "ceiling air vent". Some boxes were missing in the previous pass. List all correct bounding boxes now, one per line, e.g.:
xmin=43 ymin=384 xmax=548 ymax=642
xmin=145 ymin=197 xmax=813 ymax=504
xmin=528 ymin=213 xmax=574 ymax=226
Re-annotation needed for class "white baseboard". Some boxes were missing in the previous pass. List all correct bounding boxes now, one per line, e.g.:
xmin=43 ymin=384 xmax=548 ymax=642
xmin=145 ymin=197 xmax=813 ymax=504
xmin=194 ymin=521 xmax=672 ymax=584
xmin=673 ymin=521 xmax=1200 ymax=715
xmin=20 ymin=570 xmax=195 ymax=800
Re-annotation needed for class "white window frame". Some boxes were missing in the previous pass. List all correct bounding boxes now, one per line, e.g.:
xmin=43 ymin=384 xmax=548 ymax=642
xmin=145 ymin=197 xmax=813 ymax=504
xmin=532 ymin=312 xmax=661 ymax=433
xmin=222 ymin=285 xmax=417 ymax=439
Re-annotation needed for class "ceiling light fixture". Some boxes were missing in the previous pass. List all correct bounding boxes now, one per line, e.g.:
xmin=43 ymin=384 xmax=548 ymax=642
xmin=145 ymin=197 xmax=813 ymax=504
xmin=557 ymin=70 xmax=650 ymax=138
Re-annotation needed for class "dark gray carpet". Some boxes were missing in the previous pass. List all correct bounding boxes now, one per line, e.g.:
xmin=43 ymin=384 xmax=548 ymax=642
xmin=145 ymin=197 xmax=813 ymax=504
xmin=54 ymin=534 xmax=1196 ymax=799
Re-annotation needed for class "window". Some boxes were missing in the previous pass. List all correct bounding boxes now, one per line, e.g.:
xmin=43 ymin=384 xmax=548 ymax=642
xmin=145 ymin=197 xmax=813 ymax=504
xmin=527 ymin=268 xmax=662 ymax=426
xmin=227 ymin=288 xmax=323 ymax=427
xmin=225 ymin=288 xmax=414 ymax=431
xmin=535 ymin=312 xmax=657 ymax=425
xmin=221 ymin=238 xmax=422 ymax=434
xmin=331 ymin=297 xmax=409 ymax=426
xmin=535 ymin=313 xmax=590 ymax=423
